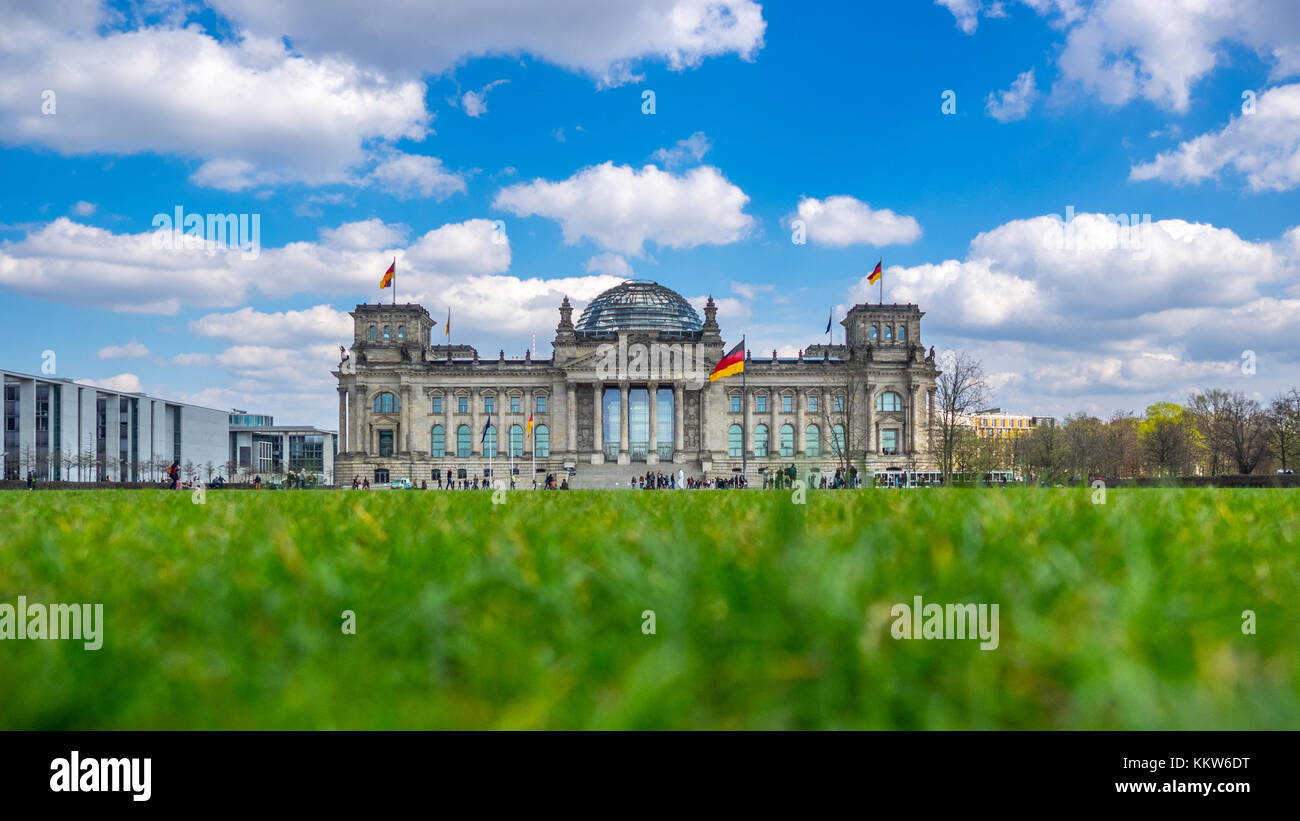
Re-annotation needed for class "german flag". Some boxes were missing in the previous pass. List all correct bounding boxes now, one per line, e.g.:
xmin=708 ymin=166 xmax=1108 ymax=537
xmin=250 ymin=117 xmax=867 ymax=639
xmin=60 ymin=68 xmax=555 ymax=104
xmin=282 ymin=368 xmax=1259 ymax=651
xmin=380 ymin=259 xmax=395 ymax=289
xmin=710 ymin=340 xmax=744 ymax=382
xmin=867 ymin=259 xmax=882 ymax=284
xmin=525 ymin=413 xmax=534 ymax=439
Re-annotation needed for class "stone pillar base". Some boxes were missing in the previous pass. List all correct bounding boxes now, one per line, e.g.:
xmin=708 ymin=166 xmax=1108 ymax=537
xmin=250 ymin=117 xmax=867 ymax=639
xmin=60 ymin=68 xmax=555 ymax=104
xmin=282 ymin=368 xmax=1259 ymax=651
xmin=591 ymin=453 xmax=604 ymax=465
xmin=617 ymin=452 xmax=630 ymax=465
xmin=646 ymin=453 xmax=659 ymax=465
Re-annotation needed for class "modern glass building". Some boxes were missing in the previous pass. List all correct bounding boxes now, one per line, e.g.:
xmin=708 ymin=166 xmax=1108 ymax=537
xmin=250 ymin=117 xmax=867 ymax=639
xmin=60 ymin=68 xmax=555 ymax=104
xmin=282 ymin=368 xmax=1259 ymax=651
xmin=1 ymin=367 xmax=228 ymax=482
xmin=228 ymin=411 xmax=338 ymax=484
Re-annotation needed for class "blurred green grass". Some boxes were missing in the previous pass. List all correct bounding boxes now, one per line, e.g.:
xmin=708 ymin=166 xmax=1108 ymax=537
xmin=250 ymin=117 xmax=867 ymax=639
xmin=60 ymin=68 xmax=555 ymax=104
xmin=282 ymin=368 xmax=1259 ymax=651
xmin=0 ymin=487 xmax=1296 ymax=729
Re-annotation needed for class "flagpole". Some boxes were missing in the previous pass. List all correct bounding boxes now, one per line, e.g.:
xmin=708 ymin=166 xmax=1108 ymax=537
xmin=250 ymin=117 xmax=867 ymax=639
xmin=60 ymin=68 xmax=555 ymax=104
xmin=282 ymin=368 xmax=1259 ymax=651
xmin=392 ymin=257 xmax=397 ymax=306
xmin=741 ymin=333 xmax=747 ymax=487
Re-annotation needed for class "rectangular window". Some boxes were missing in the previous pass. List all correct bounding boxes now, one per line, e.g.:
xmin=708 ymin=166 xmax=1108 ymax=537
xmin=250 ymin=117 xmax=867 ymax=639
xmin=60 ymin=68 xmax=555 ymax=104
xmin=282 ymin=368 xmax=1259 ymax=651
xmin=378 ymin=430 xmax=394 ymax=457
xmin=510 ymin=396 xmax=520 ymax=414
xmin=536 ymin=395 xmax=547 ymax=413
xmin=730 ymin=396 xmax=741 ymax=413
xmin=808 ymin=396 xmax=819 ymax=413
xmin=834 ymin=396 xmax=844 ymax=413
xmin=782 ymin=395 xmax=793 ymax=413
xmin=882 ymin=429 xmax=898 ymax=454
xmin=432 ymin=397 xmax=442 ymax=414
xmin=484 ymin=397 xmax=495 ymax=415
xmin=756 ymin=395 xmax=767 ymax=413
xmin=458 ymin=396 xmax=468 ymax=414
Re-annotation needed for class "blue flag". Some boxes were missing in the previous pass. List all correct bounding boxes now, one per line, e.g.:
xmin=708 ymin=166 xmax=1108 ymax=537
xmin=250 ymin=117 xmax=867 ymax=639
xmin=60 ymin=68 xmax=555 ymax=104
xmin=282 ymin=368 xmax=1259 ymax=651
xmin=481 ymin=415 xmax=491 ymax=443
xmin=825 ymin=311 xmax=832 ymax=334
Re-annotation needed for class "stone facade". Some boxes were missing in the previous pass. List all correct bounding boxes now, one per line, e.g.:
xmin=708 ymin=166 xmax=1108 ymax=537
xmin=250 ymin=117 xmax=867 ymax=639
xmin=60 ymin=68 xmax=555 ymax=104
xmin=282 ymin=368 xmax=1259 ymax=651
xmin=333 ymin=282 xmax=940 ymax=486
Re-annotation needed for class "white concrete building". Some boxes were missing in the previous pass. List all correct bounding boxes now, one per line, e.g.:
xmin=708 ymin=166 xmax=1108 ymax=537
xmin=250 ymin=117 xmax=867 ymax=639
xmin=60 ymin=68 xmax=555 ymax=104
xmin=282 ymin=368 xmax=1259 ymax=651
xmin=1 ymin=367 xmax=228 ymax=482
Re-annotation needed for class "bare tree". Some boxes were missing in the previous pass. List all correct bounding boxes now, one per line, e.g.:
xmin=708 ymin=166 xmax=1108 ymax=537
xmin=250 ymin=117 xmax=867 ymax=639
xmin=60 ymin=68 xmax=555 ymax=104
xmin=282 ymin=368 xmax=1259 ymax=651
xmin=1219 ymin=391 xmax=1269 ymax=474
xmin=815 ymin=368 xmax=871 ymax=482
xmin=1268 ymin=389 xmax=1300 ymax=472
xmin=932 ymin=350 xmax=988 ymax=483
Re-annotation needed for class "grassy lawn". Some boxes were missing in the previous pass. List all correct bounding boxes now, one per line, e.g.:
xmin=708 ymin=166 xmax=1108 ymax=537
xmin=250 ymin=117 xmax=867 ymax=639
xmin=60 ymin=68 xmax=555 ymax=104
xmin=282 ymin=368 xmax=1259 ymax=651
xmin=1 ymin=487 xmax=1297 ymax=729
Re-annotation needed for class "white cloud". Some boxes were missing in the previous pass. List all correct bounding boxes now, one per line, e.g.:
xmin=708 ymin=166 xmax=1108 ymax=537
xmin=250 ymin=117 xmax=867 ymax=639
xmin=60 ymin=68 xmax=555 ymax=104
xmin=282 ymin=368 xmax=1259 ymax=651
xmin=75 ymin=373 xmax=144 ymax=393
xmin=190 ymin=305 xmax=353 ymax=347
xmin=985 ymin=68 xmax=1039 ymax=121
xmin=366 ymin=151 xmax=467 ymax=200
xmin=460 ymin=79 xmax=509 ymax=117
xmin=0 ymin=217 xmax=508 ymax=313
xmin=0 ymin=6 xmax=432 ymax=190
xmin=493 ymin=162 xmax=755 ymax=256
xmin=843 ymin=211 xmax=1300 ymax=411
xmin=650 ymin=131 xmax=712 ymax=168
xmin=97 ymin=340 xmax=150 ymax=359
xmin=938 ymin=0 xmax=1300 ymax=112
xmin=1131 ymin=83 xmax=1300 ymax=191
xmin=71 ymin=201 xmax=97 ymax=216
xmin=787 ymin=196 xmax=922 ymax=247
xmin=207 ymin=0 xmax=767 ymax=87
xmin=586 ymin=253 xmax=635 ymax=277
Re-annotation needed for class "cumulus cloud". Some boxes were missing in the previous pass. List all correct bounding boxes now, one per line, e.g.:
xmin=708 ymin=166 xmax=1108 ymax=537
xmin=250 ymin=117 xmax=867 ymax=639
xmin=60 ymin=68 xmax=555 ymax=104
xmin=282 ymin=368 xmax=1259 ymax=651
xmin=190 ymin=305 xmax=352 ymax=347
xmin=985 ymin=68 xmax=1039 ymax=121
xmin=71 ymin=201 xmax=97 ymax=216
xmin=586 ymin=253 xmax=635 ymax=277
xmin=207 ymin=0 xmax=766 ymax=86
xmin=0 ymin=2 xmax=432 ymax=190
xmin=494 ymin=162 xmax=755 ymax=256
xmin=650 ymin=131 xmax=712 ymax=168
xmin=937 ymin=0 xmax=1300 ymax=112
xmin=75 ymin=373 xmax=144 ymax=393
xmin=366 ymin=151 xmax=467 ymax=200
xmin=787 ymin=196 xmax=922 ymax=247
xmin=842 ymin=210 xmax=1300 ymax=411
xmin=1131 ymin=83 xmax=1300 ymax=192
xmin=97 ymin=340 xmax=150 ymax=359
xmin=0 ymin=217 xmax=507 ymax=313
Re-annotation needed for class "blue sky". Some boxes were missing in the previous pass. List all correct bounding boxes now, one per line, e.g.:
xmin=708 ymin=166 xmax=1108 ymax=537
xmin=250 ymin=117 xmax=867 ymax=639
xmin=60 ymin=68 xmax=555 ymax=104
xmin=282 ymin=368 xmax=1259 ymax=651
xmin=1 ymin=0 xmax=1298 ymax=429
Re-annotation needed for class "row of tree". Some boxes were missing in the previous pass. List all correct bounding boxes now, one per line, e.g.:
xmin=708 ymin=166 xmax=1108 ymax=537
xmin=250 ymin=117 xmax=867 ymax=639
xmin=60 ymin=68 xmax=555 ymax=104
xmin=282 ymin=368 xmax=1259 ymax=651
xmin=934 ymin=351 xmax=1300 ymax=481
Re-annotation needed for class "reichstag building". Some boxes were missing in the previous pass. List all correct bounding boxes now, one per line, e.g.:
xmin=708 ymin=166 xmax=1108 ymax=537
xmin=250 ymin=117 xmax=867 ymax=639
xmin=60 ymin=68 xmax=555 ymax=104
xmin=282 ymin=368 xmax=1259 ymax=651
xmin=334 ymin=280 xmax=939 ymax=487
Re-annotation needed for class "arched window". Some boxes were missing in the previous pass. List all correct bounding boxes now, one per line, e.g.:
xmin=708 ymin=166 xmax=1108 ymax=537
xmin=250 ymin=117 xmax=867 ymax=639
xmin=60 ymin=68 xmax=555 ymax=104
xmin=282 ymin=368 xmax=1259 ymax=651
xmin=383 ymin=325 xmax=392 ymax=340
xmin=780 ymin=424 xmax=794 ymax=457
xmin=869 ymin=324 xmax=879 ymax=340
xmin=373 ymin=392 xmax=398 ymax=413
xmin=832 ymin=424 xmax=846 ymax=457
xmin=884 ymin=325 xmax=893 ymax=340
xmin=367 ymin=325 xmax=377 ymax=341
xmin=806 ymin=425 xmax=821 ymax=457
xmin=876 ymin=391 xmax=903 ymax=412
xmin=456 ymin=425 xmax=471 ymax=458
xmin=898 ymin=325 xmax=907 ymax=341
xmin=728 ymin=424 xmax=743 ymax=458
xmin=534 ymin=425 xmax=549 ymax=457
xmin=509 ymin=424 xmax=523 ymax=457
xmin=482 ymin=424 xmax=497 ymax=456
xmin=754 ymin=424 xmax=769 ymax=457
xmin=430 ymin=425 xmax=445 ymax=458
xmin=397 ymin=325 xmax=406 ymax=340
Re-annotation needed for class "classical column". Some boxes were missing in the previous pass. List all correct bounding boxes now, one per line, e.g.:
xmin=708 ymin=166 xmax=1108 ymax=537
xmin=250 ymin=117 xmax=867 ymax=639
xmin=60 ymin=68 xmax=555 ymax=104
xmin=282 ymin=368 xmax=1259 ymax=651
xmin=593 ymin=381 xmax=604 ymax=464
xmin=743 ymin=386 xmax=752 ymax=456
xmin=566 ymin=382 xmax=577 ymax=456
xmin=498 ymin=390 xmax=508 ymax=457
xmin=338 ymin=388 xmax=348 ymax=452
xmin=401 ymin=382 xmax=412 ymax=453
xmin=910 ymin=385 xmax=922 ymax=454
xmin=618 ymin=382 xmax=630 ymax=464
xmin=673 ymin=383 xmax=684 ymax=462
xmin=864 ymin=385 xmax=873 ymax=455
xmin=351 ymin=384 xmax=366 ymax=455
xmin=796 ymin=390 xmax=805 ymax=456
xmin=470 ymin=389 xmax=481 ymax=462
xmin=647 ymin=382 xmax=659 ymax=465
xmin=927 ymin=387 xmax=936 ymax=454
xmin=700 ymin=383 xmax=711 ymax=458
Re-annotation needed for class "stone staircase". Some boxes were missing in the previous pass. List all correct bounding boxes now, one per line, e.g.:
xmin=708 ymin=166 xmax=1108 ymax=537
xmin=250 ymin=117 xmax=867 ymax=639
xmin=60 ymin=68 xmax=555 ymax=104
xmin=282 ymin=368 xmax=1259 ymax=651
xmin=568 ymin=460 xmax=706 ymax=489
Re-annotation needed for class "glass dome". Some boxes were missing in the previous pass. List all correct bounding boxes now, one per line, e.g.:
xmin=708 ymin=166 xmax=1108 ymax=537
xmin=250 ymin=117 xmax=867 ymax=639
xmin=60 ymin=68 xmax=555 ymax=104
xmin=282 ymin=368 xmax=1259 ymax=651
xmin=575 ymin=280 xmax=702 ymax=337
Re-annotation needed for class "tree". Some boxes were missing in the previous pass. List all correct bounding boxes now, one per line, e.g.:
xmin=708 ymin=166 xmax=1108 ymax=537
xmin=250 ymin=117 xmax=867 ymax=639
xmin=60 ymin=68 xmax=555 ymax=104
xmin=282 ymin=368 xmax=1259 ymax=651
xmin=1219 ymin=391 xmax=1269 ymax=474
xmin=1268 ymin=389 xmax=1300 ymax=472
xmin=1023 ymin=420 xmax=1066 ymax=483
xmin=815 ymin=368 xmax=871 ymax=482
xmin=1139 ymin=402 xmax=1198 ymax=477
xmin=932 ymin=350 xmax=988 ymax=483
